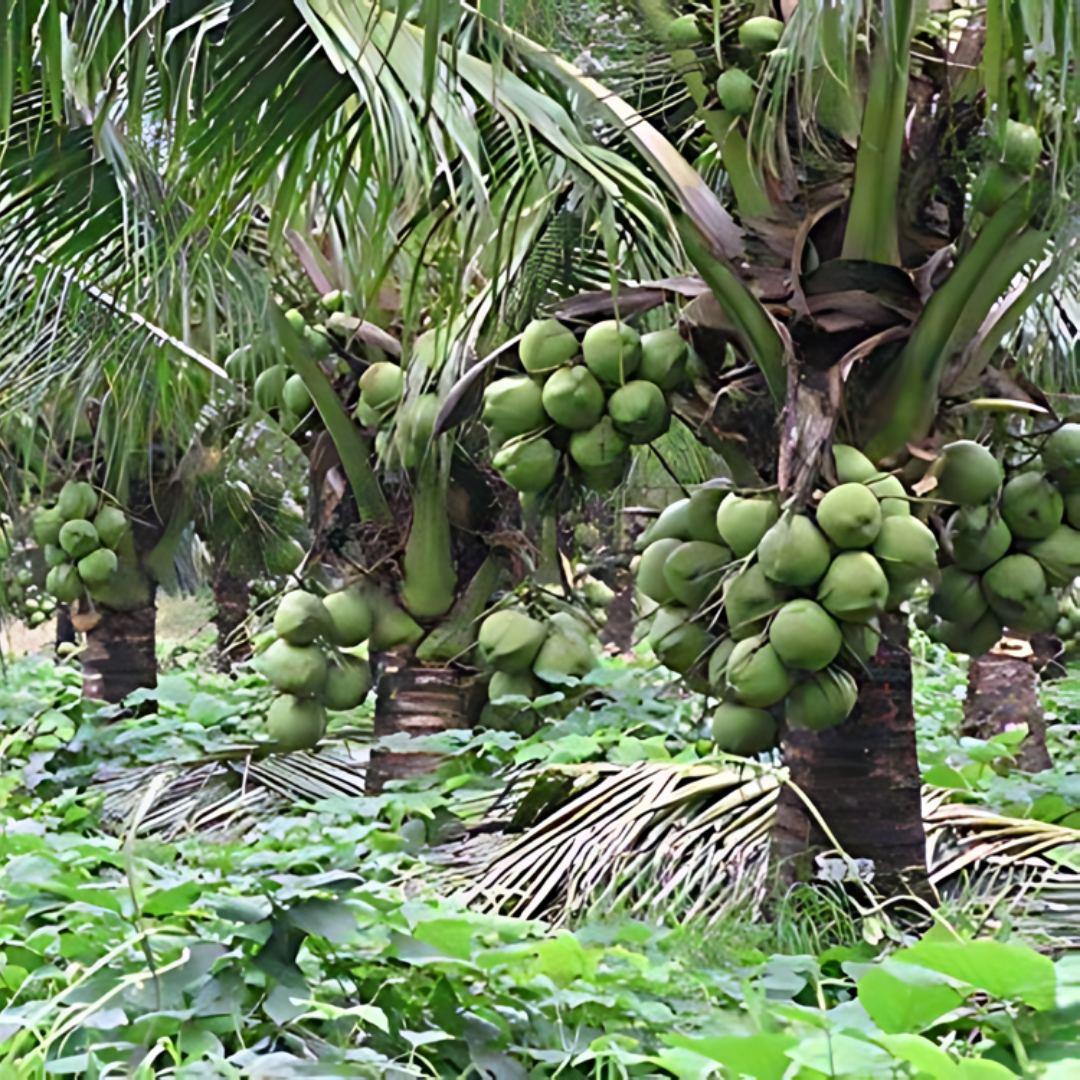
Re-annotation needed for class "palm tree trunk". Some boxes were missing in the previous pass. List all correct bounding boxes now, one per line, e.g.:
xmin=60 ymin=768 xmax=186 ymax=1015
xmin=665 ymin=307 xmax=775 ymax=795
xmin=963 ymin=653 xmax=1051 ymax=772
xmin=366 ymin=661 xmax=484 ymax=794
xmin=772 ymin=613 xmax=930 ymax=898
xmin=212 ymin=566 xmax=251 ymax=670
xmin=78 ymin=599 xmax=157 ymax=703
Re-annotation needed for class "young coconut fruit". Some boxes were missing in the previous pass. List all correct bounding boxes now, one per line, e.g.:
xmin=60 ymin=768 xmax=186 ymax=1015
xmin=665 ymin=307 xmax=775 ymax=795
xmin=607 ymin=381 xmax=670 ymax=444
xmin=930 ymin=567 xmax=989 ymax=628
xmin=1023 ymin=524 xmax=1080 ymax=587
xmin=569 ymin=416 xmax=630 ymax=472
xmin=359 ymin=362 xmax=404 ymax=416
xmin=725 ymin=634 xmax=792 ymax=708
xmin=872 ymin=516 xmax=939 ymax=598
xmin=46 ymin=564 xmax=83 ymax=604
xmin=255 ymin=365 xmax=288 ymax=411
xmin=785 ymin=667 xmax=858 ymax=731
xmin=267 ymin=695 xmax=326 ymax=751
xmin=948 ymin=505 xmax=1013 ymax=572
xmin=638 ymin=328 xmax=687 ymax=390
xmin=640 ymin=498 xmax=693 ymax=547
xmin=256 ymin=639 xmax=329 ymax=696
xmin=32 ymin=506 xmax=64 ymax=548
xmin=867 ymin=475 xmax=910 ymax=517
xmin=367 ymin=592 xmax=424 ymax=651
xmin=493 ymin=437 xmax=559 ymax=492
xmin=685 ymin=485 xmax=728 ymax=544
xmin=323 ymin=586 xmax=373 ymax=648
xmin=724 ymin=563 xmax=789 ymax=639
xmin=716 ymin=493 xmax=780 ymax=557
xmin=738 ymin=14 xmax=784 ymax=53
xmin=636 ymin=538 xmax=684 ymax=604
xmin=483 ymin=375 xmax=548 ymax=437
xmin=57 ymin=480 xmax=98 ymax=522
xmin=832 ymin=445 xmax=879 ymax=484
xmin=77 ymin=548 xmax=118 ymax=587
xmin=582 ymin=320 xmax=641 ymax=385
xmin=662 ymin=540 xmax=732 ymax=608
xmin=668 ymin=13 xmax=702 ymax=46
xmin=264 ymin=535 xmax=305 ymax=576
xmin=841 ymin=620 xmax=882 ymax=665
xmin=489 ymin=669 xmax=544 ymax=703
xmin=711 ymin=703 xmax=777 ymax=755
xmin=757 ymin=512 xmax=831 ymax=587
xmin=1001 ymin=472 xmax=1063 ymax=539
xmin=541 ymin=366 xmax=605 ymax=431
xmin=649 ymin=605 xmax=713 ymax=674
xmin=717 ymin=68 xmax=756 ymax=115
xmin=982 ymin=553 xmax=1048 ymax=626
xmin=816 ymin=483 xmax=882 ymax=549
xmin=533 ymin=623 xmax=596 ymax=682
xmin=282 ymin=373 xmax=313 ymax=416
xmin=817 ymin=552 xmax=890 ymax=622
xmin=707 ymin=637 xmax=736 ymax=692
xmin=519 ymin=318 xmax=579 ymax=374
xmin=477 ymin=609 xmax=548 ymax=673
xmin=320 ymin=654 xmax=372 ymax=711
xmin=929 ymin=441 xmax=1003 ymax=505
xmin=395 ymin=394 xmax=440 ymax=470
xmin=274 ymin=590 xmax=334 ymax=645
xmin=768 ymin=599 xmax=842 ymax=671
xmin=1065 ymin=492 xmax=1080 ymax=530
xmin=92 ymin=506 xmax=128 ymax=550
xmin=58 ymin=519 xmax=100 ymax=561
xmin=1042 ymin=424 xmax=1080 ymax=492
xmin=937 ymin=610 xmax=1003 ymax=657
xmin=44 ymin=544 xmax=68 ymax=568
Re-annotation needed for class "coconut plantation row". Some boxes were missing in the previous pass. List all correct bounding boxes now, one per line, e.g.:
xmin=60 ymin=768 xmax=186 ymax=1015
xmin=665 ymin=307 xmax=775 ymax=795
xmin=4 ymin=1 xmax=1080 ymax=1077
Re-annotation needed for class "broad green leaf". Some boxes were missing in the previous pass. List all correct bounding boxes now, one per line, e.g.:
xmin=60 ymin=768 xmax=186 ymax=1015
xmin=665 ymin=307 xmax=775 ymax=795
xmin=531 ymin=933 xmax=594 ymax=988
xmin=411 ymin=917 xmax=475 ymax=961
xmin=873 ymin=1033 xmax=958 ymax=1079
xmin=663 ymin=1033 xmax=799 ymax=1080
xmin=858 ymin=962 xmax=966 ymax=1034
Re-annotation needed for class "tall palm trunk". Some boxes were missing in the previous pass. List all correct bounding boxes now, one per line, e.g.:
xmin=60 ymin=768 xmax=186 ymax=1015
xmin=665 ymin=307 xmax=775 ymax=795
xmin=963 ymin=652 xmax=1051 ymax=772
xmin=212 ymin=564 xmax=251 ymax=670
xmin=78 ymin=599 xmax=157 ymax=703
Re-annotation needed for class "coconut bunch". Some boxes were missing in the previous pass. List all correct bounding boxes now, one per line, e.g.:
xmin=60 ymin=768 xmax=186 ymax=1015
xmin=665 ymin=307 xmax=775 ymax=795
xmin=484 ymin=317 xmax=690 ymax=496
xmin=253 ymin=585 xmax=376 ymax=751
xmin=922 ymin=430 xmax=1080 ymax=654
xmin=2 ymin=573 xmax=58 ymax=627
xmin=1055 ymin=585 xmax=1080 ymax=660
xmin=31 ymin=481 xmax=136 ymax=609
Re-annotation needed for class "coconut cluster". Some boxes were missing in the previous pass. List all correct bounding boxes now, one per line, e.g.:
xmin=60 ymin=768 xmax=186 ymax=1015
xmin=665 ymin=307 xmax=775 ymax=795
xmin=923 ymin=431 xmax=1080 ymax=653
xmin=5 ymin=578 xmax=57 ymax=627
xmin=253 ymin=586 xmax=375 ymax=750
xmin=485 ymin=317 xmax=690 ymax=495
xmin=635 ymin=447 xmax=939 ymax=755
xmin=353 ymin=361 xmax=439 ymax=472
xmin=31 ymin=482 xmax=135 ymax=608
xmin=1056 ymin=585 xmax=1080 ymax=659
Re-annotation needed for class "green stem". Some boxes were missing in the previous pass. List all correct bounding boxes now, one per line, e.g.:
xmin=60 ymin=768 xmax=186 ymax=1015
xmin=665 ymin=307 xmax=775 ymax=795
xmin=271 ymin=304 xmax=390 ymax=524
xmin=415 ymin=555 xmax=502 ymax=664
xmin=718 ymin=123 xmax=772 ymax=221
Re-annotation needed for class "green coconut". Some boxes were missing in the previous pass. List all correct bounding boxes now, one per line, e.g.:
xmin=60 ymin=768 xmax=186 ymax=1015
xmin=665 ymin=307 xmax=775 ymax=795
xmin=359 ymin=362 xmax=404 ymax=411
xmin=685 ymin=485 xmax=728 ymax=544
xmin=256 ymin=638 xmax=329 ymax=696
xmin=490 ymin=669 xmax=544 ymax=702
xmin=785 ymin=667 xmax=858 ymax=731
xmin=519 ymin=318 xmax=579 ymax=374
xmin=264 ymin=536 xmax=305 ymax=577
xmin=254 ymin=365 xmax=288 ymax=411
xmin=1002 ymin=119 xmax=1043 ymax=173
xmin=982 ymin=554 xmax=1047 ymax=625
xmin=648 ymin=605 xmax=710 ymax=674
xmin=541 ymin=366 xmax=605 ymax=431
xmin=645 ymin=498 xmax=693 ymax=545
xmin=1001 ymin=472 xmax=1063 ymax=540
xmin=58 ymin=519 xmax=99 ymax=561
xmin=1009 ymin=592 xmax=1058 ymax=635
xmin=368 ymin=593 xmax=424 ymax=651
xmin=354 ymin=399 xmax=383 ymax=428
xmin=44 ymin=544 xmax=68 ymax=568
xmin=638 ymin=329 xmax=687 ymax=390
xmin=31 ymin=506 xmax=64 ymax=548
xmin=930 ymin=567 xmax=988 ymax=628
xmin=533 ymin=627 xmax=596 ymax=682
xmin=816 ymin=483 xmax=882 ymax=549
xmin=757 ymin=512 xmax=832 ymax=587
xmin=1065 ymin=492 xmax=1080 ymax=530
xmin=582 ymin=320 xmax=641 ymax=385
xmin=833 ymin=444 xmax=879 ymax=484
xmin=85 ymin=561 xmax=152 ymax=612
xmin=493 ymin=437 xmax=559 ymax=492
xmin=949 ymin=506 xmax=1013 ymax=572
xmin=569 ymin=416 xmax=630 ymax=471
xmin=1043 ymin=424 xmax=1080 ymax=492
xmin=711 ymin=703 xmax=777 ymax=755
xmin=662 ymin=540 xmax=732 ymax=608
xmin=46 ymin=564 xmax=83 ymax=604
xmin=282 ymin=373 xmax=313 ymax=416
xmin=58 ymin=480 xmax=97 ymax=522
xmin=725 ymin=634 xmax=792 ymax=708
xmin=717 ymin=68 xmax=756 ymax=115
xmin=579 ymin=461 xmax=627 ymax=493
xmin=637 ymin=538 xmax=684 ymax=604
xmin=668 ymin=14 xmax=702 ymax=46
xmin=274 ymin=589 xmax=334 ymax=646
xmin=841 ymin=620 xmax=881 ymax=665
xmin=482 ymin=375 xmax=548 ymax=437
xmin=707 ymin=637 xmax=736 ymax=692
xmin=77 ymin=548 xmax=118 ymax=587
xmin=738 ymin=15 xmax=785 ymax=53
xmin=817 ymin=552 xmax=889 ymax=622
xmin=938 ymin=610 xmax=1003 ymax=657
xmin=873 ymin=516 xmax=939 ymax=579
xmin=478 ymin=609 xmax=548 ymax=673
xmin=92 ymin=506 xmax=128 ymax=550
xmin=267 ymin=695 xmax=326 ymax=750
xmin=320 ymin=654 xmax=372 ymax=711
xmin=931 ymin=441 xmax=1003 ymax=504
xmin=724 ymin=562 xmax=788 ymax=639
xmin=395 ymin=394 xmax=441 ymax=470
xmin=323 ymin=586 xmax=373 ymax=648
xmin=607 ymin=380 xmax=670 ymax=444
xmin=1024 ymin=524 xmax=1080 ymax=587
xmin=716 ymin=493 xmax=780 ymax=556
xmin=768 ymin=599 xmax=842 ymax=671
xmin=867 ymin=475 xmax=910 ymax=517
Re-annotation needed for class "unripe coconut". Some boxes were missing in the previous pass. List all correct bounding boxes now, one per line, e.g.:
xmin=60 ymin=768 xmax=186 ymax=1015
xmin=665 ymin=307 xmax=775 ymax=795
xmin=717 ymin=68 xmax=755 ymax=115
xmin=1065 ymin=492 xmax=1080 ymax=530
xmin=58 ymin=480 xmax=97 ymax=522
xmin=644 ymin=498 xmax=693 ymax=545
xmin=833 ymin=444 xmax=878 ymax=484
xmin=1042 ymin=424 xmax=1080 ymax=492
xmin=716 ymin=493 xmax=780 ymax=557
xmin=637 ymin=538 xmax=683 ymax=604
xmin=274 ymin=590 xmax=334 ymax=645
xmin=264 ymin=536 xmax=305 ymax=577
xmin=490 ymin=669 xmax=544 ymax=702
xmin=320 ymin=654 xmax=372 ymax=711
xmin=395 ymin=393 xmax=440 ymax=470
xmin=582 ymin=320 xmax=641 ymax=385
xmin=255 ymin=365 xmax=288 ymax=411
xmin=493 ymin=437 xmax=559 ymax=492
xmin=44 ymin=544 xmax=68 ymax=568
xmin=77 ymin=548 xmax=118 ymax=587
xmin=768 ymin=599 xmax=842 ymax=671
xmin=1002 ymin=119 xmax=1042 ymax=173
xmin=724 ymin=562 xmax=788 ymax=639
xmin=816 ymin=483 xmax=882 ymax=549
xmin=662 ymin=540 xmax=732 ymax=608
xmin=982 ymin=554 xmax=1047 ymax=625
xmin=738 ymin=15 xmax=784 ymax=53
xmin=520 ymin=319 xmax=578 ymax=374
xmin=939 ymin=610 xmax=1002 ymax=657
xmin=541 ymin=366 xmax=605 ymax=431
xmin=707 ymin=637 xmax=736 ymax=691
xmin=726 ymin=634 xmax=792 ymax=708
xmin=817 ymin=552 xmax=889 ymax=622
xmin=533 ymin=627 xmax=596 ymax=682
xmin=256 ymin=638 xmax=329 ymax=696
xmin=46 ymin=564 xmax=83 ymax=604
xmin=607 ymin=380 xmax=670 ymax=444
xmin=872 ymin=516 xmax=939 ymax=581
xmin=579 ymin=461 xmax=627 ymax=493
xmin=1001 ymin=472 xmax=1063 ymax=539
xmin=323 ymin=586 xmax=373 ymax=648
xmin=841 ymin=620 xmax=881 ymax=665
xmin=1010 ymin=592 xmax=1058 ymax=635
xmin=1024 ymin=524 xmax=1080 ymax=587
xmin=930 ymin=566 xmax=988 ymax=628
xmin=284 ymin=308 xmax=306 ymax=333
xmin=711 ymin=703 xmax=776 ymax=755
xmin=867 ymin=475 xmax=910 ymax=517
xmin=930 ymin=441 xmax=1003 ymax=505
xmin=638 ymin=328 xmax=687 ymax=390
xmin=368 ymin=594 xmax=424 ymax=651
xmin=32 ymin=506 xmax=64 ymax=548
xmin=58 ymin=519 xmax=100 ymax=561
xmin=649 ymin=605 xmax=712 ymax=674
xmin=478 ymin=609 xmax=548 ymax=673
xmin=948 ymin=505 xmax=1013 ymax=572
xmin=483 ymin=376 xmax=548 ymax=437
xmin=92 ymin=506 xmax=128 ymax=550
xmin=685 ymin=485 xmax=728 ymax=544
xmin=282 ymin=373 xmax=313 ymax=416
xmin=668 ymin=14 xmax=702 ymax=46
xmin=758 ymin=512 xmax=831 ymax=587
xmin=569 ymin=416 xmax=629 ymax=471
xmin=354 ymin=399 xmax=383 ymax=428
xmin=785 ymin=667 xmax=858 ymax=731
xmin=267 ymin=695 xmax=326 ymax=751
xmin=304 ymin=325 xmax=332 ymax=360
xmin=359 ymin=362 xmax=404 ymax=411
